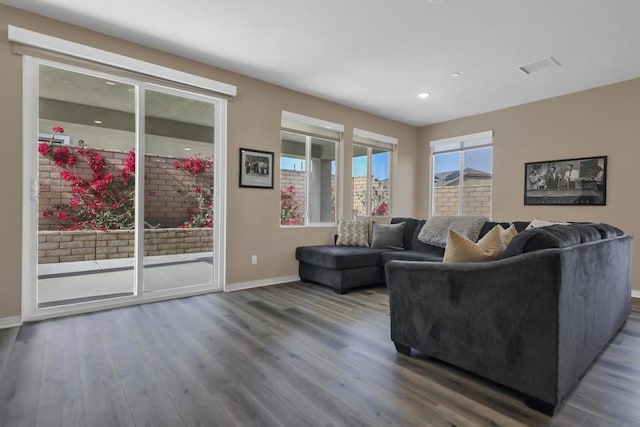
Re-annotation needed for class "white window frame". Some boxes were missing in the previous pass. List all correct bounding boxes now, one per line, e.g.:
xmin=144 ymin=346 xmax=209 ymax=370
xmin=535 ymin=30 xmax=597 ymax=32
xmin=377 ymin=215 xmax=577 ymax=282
xmin=352 ymin=128 xmax=396 ymax=218
xmin=429 ymin=130 xmax=493 ymax=217
xmin=280 ymin=112 xmax=342 ymax=228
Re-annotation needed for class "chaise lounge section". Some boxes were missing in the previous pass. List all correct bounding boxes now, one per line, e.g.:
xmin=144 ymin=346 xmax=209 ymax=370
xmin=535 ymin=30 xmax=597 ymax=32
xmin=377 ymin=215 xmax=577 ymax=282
xmin=295 ymin=217 xmax=440 ymax=294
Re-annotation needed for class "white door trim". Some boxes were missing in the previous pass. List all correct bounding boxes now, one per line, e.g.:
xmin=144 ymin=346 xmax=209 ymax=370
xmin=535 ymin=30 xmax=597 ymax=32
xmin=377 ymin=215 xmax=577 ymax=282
xmin=21 ymin=57 xmax=227 ymax=321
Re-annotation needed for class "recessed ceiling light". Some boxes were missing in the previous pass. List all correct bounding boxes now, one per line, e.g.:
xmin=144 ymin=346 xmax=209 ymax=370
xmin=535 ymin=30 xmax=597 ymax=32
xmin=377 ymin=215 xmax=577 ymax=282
xmin=105 ymin=81 xmax=116 ymax=85
xmin=418 ymin=92 xmax=431 ymax=99
xmin=451 ymin=72 xmax=461 ymax=77
xmin=93 ymin=120 xmax=103 ymax=124
xmin=184 ymin=147 xmax=192 ymax=151
xmin=428 ymin=0 xmax=443 ymax=4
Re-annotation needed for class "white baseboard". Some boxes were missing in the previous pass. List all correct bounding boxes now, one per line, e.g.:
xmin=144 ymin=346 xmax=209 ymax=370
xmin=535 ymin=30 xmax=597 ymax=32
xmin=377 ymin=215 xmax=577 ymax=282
xmin=225 ymin=275 xmax=300 ymax=292
xmin=632 ymin=290 xmax=640 ymax=299
xmin=0 ymin=316 xmax=22 ymax=330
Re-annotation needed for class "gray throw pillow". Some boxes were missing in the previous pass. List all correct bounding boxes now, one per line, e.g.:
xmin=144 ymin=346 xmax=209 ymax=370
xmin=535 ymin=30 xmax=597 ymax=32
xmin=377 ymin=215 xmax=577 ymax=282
xmin=371 ymin=222 xmax=405 ymax=250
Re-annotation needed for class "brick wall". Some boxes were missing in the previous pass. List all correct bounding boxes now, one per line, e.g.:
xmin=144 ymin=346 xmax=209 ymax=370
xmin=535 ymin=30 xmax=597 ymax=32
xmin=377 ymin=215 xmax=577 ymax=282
xmin=280 ymin=170 xmax=382 ymax=221
xmin=38 ymin=228 xmax=213 ymax=264
xmin=38 ymin=147 xmax=213 ymax=230
xmin=433 ymin=184 xmax=492 ymax=217
xmin=352 ymin=176 xmax=390 ymax=217
xmin=352 ymin=176 xmax=368 ymax=217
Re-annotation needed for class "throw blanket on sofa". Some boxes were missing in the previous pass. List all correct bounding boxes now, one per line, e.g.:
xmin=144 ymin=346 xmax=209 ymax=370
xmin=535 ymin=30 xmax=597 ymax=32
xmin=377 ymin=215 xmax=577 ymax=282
xmin=418 ymin=216 xmax=488 ymax=248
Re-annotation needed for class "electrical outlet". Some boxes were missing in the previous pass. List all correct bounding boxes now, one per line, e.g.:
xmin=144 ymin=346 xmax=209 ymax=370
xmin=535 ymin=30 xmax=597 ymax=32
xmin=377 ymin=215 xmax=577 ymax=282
xmin=251 ymin=255 xmax=258 ymax=265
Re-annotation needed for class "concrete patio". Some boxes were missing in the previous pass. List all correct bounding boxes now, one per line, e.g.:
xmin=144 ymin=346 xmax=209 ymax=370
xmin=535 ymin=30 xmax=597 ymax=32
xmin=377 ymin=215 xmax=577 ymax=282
xmin=38 ymin=252 xmax=214 ymax=307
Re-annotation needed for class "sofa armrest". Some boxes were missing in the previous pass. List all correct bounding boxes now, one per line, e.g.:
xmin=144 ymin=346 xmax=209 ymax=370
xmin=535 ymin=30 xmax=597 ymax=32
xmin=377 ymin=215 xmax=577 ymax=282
xmin=386 ymin=251 xmax=563 ymax=403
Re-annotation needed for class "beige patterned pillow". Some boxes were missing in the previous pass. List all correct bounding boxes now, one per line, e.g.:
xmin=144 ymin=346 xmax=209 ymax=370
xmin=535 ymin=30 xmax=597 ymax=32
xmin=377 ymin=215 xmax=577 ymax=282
xmin=336 ymin=219 xmax=369 ymax=247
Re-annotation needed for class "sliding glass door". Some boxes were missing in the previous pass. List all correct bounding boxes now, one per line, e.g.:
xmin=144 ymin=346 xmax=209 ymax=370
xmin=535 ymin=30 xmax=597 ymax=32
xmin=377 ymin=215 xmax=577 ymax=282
xmin=143 ymin=87 xmax=215 ymax=293
xmin=26 ymin=58 xmax=224 ymax=319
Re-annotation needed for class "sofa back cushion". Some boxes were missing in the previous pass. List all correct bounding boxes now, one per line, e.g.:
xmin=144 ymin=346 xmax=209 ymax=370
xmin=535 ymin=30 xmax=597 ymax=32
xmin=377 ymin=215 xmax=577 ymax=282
xmin=391 ymin=217 xmax=422 ymax=250
xmin=406 ymin=219 xmax=446 ymax=257
xmin=590 ymin=223 xmax=624 ymax=239
xmin=478 ymin=221 xmax=510 ymax=240
xmin=501 ymin=223 xmax=605 ymax=258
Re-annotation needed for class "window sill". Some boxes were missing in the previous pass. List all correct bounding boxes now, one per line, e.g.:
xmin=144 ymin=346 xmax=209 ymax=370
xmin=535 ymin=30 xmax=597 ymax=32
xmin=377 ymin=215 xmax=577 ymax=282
xmin=280 ymin=223 xmax=337 ymax=229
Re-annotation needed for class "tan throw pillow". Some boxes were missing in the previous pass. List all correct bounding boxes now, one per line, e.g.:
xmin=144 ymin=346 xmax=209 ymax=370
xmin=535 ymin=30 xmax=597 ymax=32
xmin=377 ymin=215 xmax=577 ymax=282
xmin=501 ymin=224 xmax=518 ymax=247
xmin=444 ymin=224 xmax=518 ymax=263
xmin=336 ymin=219 xmax=369 ymax=247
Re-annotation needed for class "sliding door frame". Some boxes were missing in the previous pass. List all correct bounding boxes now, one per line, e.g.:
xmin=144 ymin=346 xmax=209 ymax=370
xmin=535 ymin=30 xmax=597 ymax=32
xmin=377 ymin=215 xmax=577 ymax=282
xmin=21 ymin=57 xmax=227 ymax=322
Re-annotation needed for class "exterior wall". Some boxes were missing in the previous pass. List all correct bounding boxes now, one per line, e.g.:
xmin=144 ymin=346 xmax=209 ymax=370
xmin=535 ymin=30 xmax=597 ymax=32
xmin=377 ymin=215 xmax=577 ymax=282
xmin=281 ymin=170 xmax=391 ymax=219
xmin=432 ymin=184 xmax=491 ymax=217
xmin=432 ymin=187 xmax=459 ymax=216
xmin=38 ymin=228 xmax=213 ymax=264
xmin=38 ymin=147 xmax=213 ymax=230
xmin=352 ymin=175 xmax=390 ymax=217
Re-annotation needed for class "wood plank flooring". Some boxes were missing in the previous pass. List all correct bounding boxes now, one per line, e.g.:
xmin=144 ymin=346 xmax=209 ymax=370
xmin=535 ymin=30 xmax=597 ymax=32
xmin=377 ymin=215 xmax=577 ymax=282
xmin=0 ymin=283 xmax=638 ymax=427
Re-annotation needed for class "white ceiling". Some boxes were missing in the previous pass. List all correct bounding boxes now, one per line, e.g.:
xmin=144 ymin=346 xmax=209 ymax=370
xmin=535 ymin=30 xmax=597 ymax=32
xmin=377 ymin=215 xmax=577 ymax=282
xmin=3 ymin=0 xmax=640 ymax=126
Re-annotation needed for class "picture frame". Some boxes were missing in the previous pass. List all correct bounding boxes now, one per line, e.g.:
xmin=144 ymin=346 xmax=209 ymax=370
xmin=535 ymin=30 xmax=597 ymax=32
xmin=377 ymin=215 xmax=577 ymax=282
xmin=239 ymin=148 xmax=274 ymax=189
xmin=524 ymin=155 xmax=607 ymax=206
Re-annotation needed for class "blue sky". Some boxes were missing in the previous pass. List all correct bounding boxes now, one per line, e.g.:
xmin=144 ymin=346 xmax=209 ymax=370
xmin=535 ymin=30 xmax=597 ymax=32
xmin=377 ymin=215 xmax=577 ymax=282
xmin=434 ymin=148 xmax=492 ymax=173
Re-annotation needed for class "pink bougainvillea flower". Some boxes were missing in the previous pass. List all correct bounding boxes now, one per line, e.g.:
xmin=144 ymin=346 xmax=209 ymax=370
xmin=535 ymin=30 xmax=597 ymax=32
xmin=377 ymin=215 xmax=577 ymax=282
xmin=38 ymin=143 xmax=50 ymax=156
xmin=88 ymin=153 xmax=105 ymax=172
xmin=53 ymin=146 xmax=74 ymax=167
xmin=52 ymin=125 xmax=64 ymax=134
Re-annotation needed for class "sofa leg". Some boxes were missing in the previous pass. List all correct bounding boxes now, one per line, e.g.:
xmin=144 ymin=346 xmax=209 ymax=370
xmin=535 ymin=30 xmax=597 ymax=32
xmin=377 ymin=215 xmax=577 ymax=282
xmin=394 ymin=342 xmax=411 ymax=355
xmin=524 ymin=396 xmax=556 ymax=415
xmin=334 ymin=287 xmax=347 ymax=295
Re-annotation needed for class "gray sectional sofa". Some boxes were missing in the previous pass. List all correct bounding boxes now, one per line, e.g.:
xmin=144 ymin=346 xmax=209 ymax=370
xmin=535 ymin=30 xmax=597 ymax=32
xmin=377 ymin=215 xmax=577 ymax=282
xmin=385 ymin=221 xmax=632 ymax=413
xmin=296 ymin=218 xmax=633 ymax=413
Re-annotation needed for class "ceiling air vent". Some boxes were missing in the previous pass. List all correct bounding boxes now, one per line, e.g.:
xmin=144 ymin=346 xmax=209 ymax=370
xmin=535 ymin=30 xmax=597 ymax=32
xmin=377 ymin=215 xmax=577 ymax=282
xmin=518 ymin=56 xmax=561 ymax=75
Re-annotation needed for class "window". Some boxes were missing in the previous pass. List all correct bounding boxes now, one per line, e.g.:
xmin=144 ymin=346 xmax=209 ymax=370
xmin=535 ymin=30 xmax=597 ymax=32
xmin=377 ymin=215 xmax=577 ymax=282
xmin=280 ymin=112 xmax=341 ymax=226
xmin=431 ymin=131 xmax=493 ymax=217
xmin=352 ymin=129 xmax=395 ymax=218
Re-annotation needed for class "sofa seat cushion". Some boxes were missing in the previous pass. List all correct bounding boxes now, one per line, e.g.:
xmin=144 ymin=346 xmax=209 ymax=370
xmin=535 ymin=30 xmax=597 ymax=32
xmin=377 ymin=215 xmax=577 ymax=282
xmin=383 ymin=250 xmax=443 ymax=264
xmin=295 ymin=245 xmax=389 ymax=270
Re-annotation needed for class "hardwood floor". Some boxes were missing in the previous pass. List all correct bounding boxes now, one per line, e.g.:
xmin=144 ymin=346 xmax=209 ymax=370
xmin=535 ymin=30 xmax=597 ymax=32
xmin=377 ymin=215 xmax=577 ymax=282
xmin=0 ymin=283 xmax=639 ymax=426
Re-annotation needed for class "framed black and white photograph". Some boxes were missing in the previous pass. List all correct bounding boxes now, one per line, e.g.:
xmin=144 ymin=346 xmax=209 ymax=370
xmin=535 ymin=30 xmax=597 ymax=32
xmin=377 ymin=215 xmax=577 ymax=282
xmin=524 ymin=155 xmax=607 ymax=205
xmin=239 ymin=148 xmax=274 ymax=189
